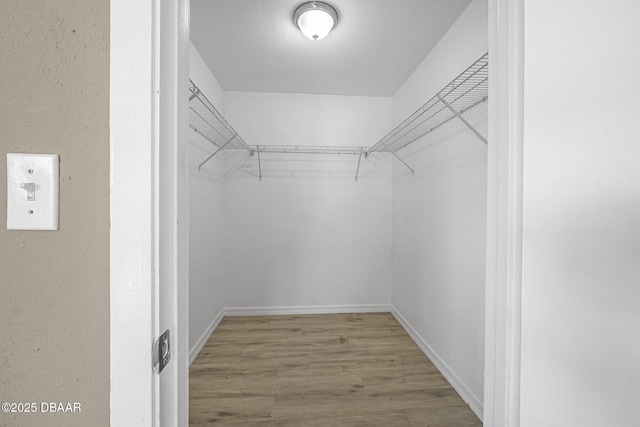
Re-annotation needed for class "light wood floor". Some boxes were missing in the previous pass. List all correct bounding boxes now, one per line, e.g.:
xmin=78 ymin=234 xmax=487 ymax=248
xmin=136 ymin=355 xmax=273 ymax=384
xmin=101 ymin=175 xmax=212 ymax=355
xmin=190 ymin=313 xmax=481 ymax=426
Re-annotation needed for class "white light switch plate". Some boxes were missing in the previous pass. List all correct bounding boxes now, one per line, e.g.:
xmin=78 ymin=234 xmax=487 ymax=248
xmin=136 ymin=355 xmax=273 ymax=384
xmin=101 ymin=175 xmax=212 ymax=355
xmin=7 ymin=153 xmax=59 ymax=230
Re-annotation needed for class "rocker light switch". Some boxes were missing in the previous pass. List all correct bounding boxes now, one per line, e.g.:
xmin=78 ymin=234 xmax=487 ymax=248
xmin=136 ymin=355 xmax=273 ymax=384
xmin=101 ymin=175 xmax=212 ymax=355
xmin=7 ymin=153 xmax=59 ymax=230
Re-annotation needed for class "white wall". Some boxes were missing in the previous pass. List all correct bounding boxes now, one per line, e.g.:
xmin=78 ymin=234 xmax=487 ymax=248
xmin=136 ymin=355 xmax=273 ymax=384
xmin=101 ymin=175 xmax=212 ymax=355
xmin=392 ymin=0 xmax=488 ymax=122
xmin=520 ymin=1 xmax=640 ymax=425
xmin=223 ymin=91 xmax=393 ymax=310
xmin=188 ymin=43 xmax=227 ymax=357
xmin=190 ymin=42 xmax=224 ymax=108
xmin=224 ymin=91 xmax=391 ymax=148
xmin=390 ymin=0 xmax=488 ymax=416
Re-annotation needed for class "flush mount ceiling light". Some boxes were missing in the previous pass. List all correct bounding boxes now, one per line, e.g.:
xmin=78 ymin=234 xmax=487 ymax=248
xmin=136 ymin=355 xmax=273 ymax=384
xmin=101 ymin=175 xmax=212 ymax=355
xmin=293 ymin=1 xmax=338 ymax=41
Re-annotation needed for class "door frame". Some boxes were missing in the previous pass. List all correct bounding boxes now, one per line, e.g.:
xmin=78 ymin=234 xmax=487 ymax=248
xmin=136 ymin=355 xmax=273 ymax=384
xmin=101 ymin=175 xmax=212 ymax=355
xmin=485 ymin=0 xmax=524 ymax=425
xmin=109 ymin=0 xmax=524 ymax=425
xmin=110 ymin=0 xmax=189 ymax=425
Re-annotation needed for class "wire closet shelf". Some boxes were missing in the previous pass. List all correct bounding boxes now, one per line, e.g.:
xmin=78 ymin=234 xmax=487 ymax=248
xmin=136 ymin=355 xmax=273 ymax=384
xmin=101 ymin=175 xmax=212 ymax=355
xmin=366 ymin=52 xmax=488 ymax=156
xmin=249 ymin=145 xmax=369 ymax=182
xmin=189 ymin=79 xmax=254 ymax=170
xmin=250 ymin=145 xmax=365 ymax=155
xmin=188 ymin=53 xmax=488 ymax=179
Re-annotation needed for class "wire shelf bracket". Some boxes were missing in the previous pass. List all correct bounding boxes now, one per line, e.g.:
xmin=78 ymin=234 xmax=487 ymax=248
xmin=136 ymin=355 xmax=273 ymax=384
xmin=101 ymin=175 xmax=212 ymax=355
xmin=437 ymin=95 xmax=487 ymax=145
xmin=367 ymin=52 xmax=488 ymax=157
xmin=188 ymin=80 xmax=254 ymax=171
xmin=355 ymin=148 xmax=364 ymax=182
xmin=256 ymin=145 xmax=262 ymax=182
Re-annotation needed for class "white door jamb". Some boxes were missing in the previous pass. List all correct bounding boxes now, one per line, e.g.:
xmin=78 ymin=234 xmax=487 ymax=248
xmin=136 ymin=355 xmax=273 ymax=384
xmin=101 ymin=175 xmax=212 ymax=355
xmin=485 ymin=0 xmax=524 ymax=425
xmin=110 ymin=0 xmax=190 ymax=425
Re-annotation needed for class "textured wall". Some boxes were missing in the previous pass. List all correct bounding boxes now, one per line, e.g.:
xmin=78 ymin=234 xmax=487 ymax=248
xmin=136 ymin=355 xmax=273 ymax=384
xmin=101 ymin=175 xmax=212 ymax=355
xmin=0 ymin=1 xmax=110 ymax=426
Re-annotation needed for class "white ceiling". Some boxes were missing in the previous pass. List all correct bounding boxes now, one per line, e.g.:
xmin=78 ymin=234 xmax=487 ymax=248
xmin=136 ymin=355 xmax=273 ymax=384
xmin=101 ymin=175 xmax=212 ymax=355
xmin=190 ymin=0 xmax=472 ymax=97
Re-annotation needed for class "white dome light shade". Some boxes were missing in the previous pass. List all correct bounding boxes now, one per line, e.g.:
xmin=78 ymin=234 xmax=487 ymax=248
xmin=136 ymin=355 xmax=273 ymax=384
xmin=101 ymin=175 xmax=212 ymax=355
xmin=294 ymin=2 xmax=338 ymax=41
xmin=298 ymin=9 xmax=334 ymax=40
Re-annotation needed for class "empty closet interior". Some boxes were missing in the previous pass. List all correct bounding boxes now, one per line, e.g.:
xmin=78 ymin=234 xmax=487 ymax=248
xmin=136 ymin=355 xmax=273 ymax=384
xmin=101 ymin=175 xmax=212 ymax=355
xmin=188 ymin=0 xmax=488 ymax=418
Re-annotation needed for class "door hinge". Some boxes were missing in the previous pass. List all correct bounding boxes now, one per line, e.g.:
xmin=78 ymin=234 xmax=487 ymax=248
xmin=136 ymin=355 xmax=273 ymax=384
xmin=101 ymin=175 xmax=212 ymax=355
xmin=153 ymin=329 xmax=171 ymax=374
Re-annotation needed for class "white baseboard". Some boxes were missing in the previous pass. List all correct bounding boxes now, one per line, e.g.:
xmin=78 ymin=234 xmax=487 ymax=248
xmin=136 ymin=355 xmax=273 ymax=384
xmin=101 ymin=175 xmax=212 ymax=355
xmin=390 ymin=306 xmax=483 ymax=421
xmin=224 ymin=304 xmax=391 ymax=317
xmin=189 ymin=309 xmax=225 ymax=365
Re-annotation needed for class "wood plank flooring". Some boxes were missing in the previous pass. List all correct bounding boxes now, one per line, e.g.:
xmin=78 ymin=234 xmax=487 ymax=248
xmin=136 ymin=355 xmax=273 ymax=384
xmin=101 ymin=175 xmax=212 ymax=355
xmin=190 ymin=313 xmax=481 ymax=426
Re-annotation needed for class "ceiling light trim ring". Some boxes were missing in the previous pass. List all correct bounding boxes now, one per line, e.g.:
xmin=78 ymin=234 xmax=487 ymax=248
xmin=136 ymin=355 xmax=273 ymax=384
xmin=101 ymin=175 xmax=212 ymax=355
xmin=293 ymin=1 xmax=339 ymax=41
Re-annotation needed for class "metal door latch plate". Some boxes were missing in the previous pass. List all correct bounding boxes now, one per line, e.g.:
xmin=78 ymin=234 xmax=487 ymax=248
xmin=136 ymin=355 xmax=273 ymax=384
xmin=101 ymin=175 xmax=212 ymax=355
xmin=153 ymin=329 xmax=171 ymax=374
